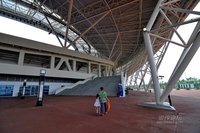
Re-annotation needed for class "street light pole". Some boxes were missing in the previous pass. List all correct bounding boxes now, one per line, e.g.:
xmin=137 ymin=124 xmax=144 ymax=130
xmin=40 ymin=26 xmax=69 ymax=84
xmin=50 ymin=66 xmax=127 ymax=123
xmin=36 ymin=69 xmax=46 ymax=106
xmin=21 ymin=79 xmax=27 ymax=99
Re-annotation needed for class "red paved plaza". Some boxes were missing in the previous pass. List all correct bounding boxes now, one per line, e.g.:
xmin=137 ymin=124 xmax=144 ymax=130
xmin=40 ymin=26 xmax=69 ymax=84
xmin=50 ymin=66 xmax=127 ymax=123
xmin=0 ymin=90 xmax=200 ymax=133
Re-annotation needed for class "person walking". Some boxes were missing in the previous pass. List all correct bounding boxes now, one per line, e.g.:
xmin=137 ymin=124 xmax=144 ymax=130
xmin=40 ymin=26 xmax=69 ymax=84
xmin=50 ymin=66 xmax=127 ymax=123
xmin=99 ymin=87 xmax=108 ymax=115
xmin=94 ymin=94 xmax=101 ymax=115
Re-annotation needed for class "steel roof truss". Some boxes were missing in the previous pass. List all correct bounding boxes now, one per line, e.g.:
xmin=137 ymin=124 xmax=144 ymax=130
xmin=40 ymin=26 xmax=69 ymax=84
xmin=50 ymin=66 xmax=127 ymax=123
xmin=64 ymin=0 xmax=73 ymax=47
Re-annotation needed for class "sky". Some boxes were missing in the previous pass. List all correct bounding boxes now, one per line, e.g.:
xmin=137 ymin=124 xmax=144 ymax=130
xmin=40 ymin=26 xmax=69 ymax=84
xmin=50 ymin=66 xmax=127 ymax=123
xmin=158 ymin=2 xmax=200 ymax=82
xmin=0 ymin=2 xmax=200 ymax=83
xmin=0 ymin=16 xmax=63 ymax=47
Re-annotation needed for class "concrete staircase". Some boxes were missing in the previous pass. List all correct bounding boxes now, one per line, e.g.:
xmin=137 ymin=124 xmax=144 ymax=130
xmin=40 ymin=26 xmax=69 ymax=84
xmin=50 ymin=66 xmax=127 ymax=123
xmin=57 ymin=76 xmax=121 ymax=96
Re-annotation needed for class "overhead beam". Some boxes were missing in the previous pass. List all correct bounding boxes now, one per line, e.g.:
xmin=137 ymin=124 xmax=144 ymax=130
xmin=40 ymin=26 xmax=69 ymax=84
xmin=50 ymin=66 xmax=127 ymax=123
xmin=72 ymin=0 xmax=139 ymax=25
xmin=66 ymin=5 xmax=109 ymax=53
xmin=64 ymin=0 xmax=74 ymax=47
xmin=72 ymin=11 xmax=110 ymax=43
xmin=149 ymin=33 xmax=185 ymax=47
xmin=161 ymin=0 xmax=180 ymax=6
xmin=161 ymin=6 xmax=200 ymax=16
xmin=151 ymin=17 xmax=200 ymax=33
xmin=167 ymin=21 xmax=200 ymax=86
xmin=44 ymin=15 xmax=64 ymax=47
xmin=109 ymin=33 xmax=119 ymax=59
xmin=159 ymin=9 xmax=186 ymax=46
xmin=103 ymin=0 xmax=120 ymax=59
xmin=135 ymin=0 xmax=143 ymax=53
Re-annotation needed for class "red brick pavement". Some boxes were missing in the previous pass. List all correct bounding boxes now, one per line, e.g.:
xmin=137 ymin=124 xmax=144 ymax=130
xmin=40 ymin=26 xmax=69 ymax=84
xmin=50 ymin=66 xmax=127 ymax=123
xmin=0 ymin=90 xmax=200 ymax=133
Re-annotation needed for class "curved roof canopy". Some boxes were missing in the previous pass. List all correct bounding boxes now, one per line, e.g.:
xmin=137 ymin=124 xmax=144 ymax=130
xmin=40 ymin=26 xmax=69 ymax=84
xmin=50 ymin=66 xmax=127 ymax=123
xmin=0 ymin=0 xmax=198 ymax=76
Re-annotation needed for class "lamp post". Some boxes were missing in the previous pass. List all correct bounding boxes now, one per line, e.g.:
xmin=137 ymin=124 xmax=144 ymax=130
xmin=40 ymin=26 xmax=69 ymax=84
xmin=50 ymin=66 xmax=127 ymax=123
xmin=21 ymin=79 xmax=27 ymax=99
xmin=36 ymin=69 xmax=46 ymax=106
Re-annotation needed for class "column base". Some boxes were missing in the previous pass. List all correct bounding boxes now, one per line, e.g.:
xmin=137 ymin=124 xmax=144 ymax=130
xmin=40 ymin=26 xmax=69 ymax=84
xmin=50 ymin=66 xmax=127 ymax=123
xmin=139 ymin=102 xmax=176 ymax=111
xmin=36 ymin=100 xmax=43 ymax=106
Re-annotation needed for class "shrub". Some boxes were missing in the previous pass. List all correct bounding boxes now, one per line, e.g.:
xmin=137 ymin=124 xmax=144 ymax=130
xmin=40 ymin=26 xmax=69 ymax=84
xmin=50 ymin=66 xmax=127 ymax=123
xmin=125 ymin=89 xmax=129 ymax=95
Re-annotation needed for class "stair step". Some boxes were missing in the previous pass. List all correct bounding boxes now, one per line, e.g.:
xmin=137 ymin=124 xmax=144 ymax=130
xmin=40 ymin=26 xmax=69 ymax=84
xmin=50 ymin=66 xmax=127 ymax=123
xmin=58 ymin=76 xmax=121 ymax=96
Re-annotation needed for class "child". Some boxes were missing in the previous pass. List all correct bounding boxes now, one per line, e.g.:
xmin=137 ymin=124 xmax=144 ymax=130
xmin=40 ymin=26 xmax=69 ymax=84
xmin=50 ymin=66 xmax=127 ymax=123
xmin=94 ymin=94 xmax=101 ymax=115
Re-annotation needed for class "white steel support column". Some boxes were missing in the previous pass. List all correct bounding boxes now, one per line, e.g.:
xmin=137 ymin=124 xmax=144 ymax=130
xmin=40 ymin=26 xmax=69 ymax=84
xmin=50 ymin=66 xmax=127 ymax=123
xmin=142 ymin=0 xmax=164 ymax=104
xmin=160 ymin=29 xmax=200 ymax=102
xmin=146 ymin=0 xmax=164 ymax=30
xmin=143 ymin=31 xmax=161 ymax=104
xmin=139 ymin=0 xmax=176 ymax=110
xmin=170 ymin=22 xmax=200 ymax=78
xmin=135 ymin=0 xmax=199 ymax=111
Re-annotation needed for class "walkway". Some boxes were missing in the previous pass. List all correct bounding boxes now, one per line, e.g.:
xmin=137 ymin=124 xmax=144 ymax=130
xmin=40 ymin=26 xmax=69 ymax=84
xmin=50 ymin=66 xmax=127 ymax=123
xmin=0 ymin=90 xmax=200 ymax=133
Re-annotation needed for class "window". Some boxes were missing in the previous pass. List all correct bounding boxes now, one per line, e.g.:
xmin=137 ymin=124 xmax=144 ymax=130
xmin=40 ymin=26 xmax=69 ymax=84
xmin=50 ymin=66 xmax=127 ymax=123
xmin=19 ymin=85 xmax=49 ymax=96
xmin=0 ymin=85 xmax=14 ymax=96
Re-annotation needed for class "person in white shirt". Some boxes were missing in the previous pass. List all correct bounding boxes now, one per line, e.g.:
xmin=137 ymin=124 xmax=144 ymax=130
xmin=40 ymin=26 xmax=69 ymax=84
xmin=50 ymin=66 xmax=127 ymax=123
xmin=94 ymin=94 xmax=101 ymax=115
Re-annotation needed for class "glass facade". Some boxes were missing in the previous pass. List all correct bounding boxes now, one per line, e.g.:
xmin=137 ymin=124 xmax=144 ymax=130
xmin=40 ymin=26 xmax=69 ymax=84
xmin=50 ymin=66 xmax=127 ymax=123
xmin=0 ymin=85 xmax=14 ymax=96
xmin=19 ymin=85 xmax=49 ymax=96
